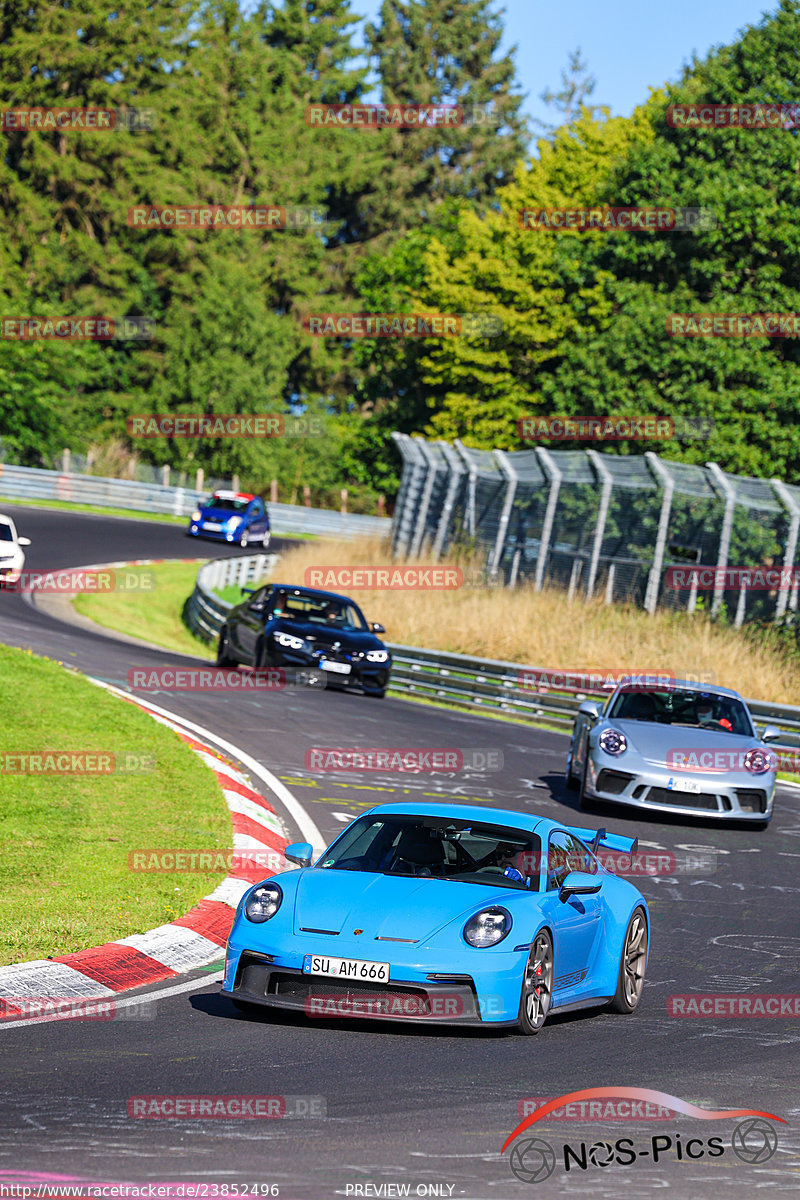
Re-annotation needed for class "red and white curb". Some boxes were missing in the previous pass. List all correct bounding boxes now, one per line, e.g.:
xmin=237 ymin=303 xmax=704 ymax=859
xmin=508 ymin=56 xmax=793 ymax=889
xmin=0 ymin=692 xmax=302 ymax=1010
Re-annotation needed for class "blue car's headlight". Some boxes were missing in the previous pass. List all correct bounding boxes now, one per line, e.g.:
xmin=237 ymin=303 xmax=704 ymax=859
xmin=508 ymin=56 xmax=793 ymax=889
xmin=191 ymin=510 xmax=201 ymax=521
xmin=244 ymin=882 xmax=282 ymax=923
xmin=599 ymin=728 xmax=627 ymax=756
xmin=274 ymin=631 xmax=308 ymax=651
xmin=365 ymin=650 xmax=389 ymax=663
xmin=463 ymin=906 xmax=512 ymax=948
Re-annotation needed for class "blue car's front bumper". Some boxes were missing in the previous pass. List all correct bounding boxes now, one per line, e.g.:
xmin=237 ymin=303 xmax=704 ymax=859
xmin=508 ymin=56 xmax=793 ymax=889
xmin=222 ymin=931 xmax=528 ymax=1026
xmin=188 ymin=522 xmax=248 ymax=543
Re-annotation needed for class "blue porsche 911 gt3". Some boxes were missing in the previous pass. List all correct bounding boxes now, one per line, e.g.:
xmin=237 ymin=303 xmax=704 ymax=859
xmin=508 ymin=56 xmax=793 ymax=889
xmin=222 ymin=802 xmax=649 ymax=1034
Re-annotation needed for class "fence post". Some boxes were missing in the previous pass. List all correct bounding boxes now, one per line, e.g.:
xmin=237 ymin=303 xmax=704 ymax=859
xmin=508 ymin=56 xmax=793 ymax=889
xmin=454 ymin=441 xmax=478 ymax=537
xmin=533 ymin=448 xmax=562 ymax=591
xmin=604 ymin=562 xmax=616 ymax=605
xmin=377 ymin=494 xmax=385 ymax=518
xmin=771 ymin=479 xmax=800 ymax=621
xmin=232 ymin=475 xmax=240 ymax=493
xmin=491 ymin=450 xmax=518 ymax=580
xmin=585 ymin=450 xmax=613 ymax=600
xmin=271 ymin=479 xmax=278 ymax=504
xmin=340 ymin=488 xmax=348 ymax=514
xmin=195 ymin=467 xmax=204 ymax=493
xmin=161 ymin=464 xmax=170 ymax=487
xmin=643 ymin=452 xmax=675 ymax=615
xmin=734 ymin=581 xmax=748 ymax=627
xmin=409 ymin=439 xmax=438 ymax=559
xmin=706 ymin=462 xmax=736 ymax=619
xmin=390 ymin=433 xmax=427 ymax=558
xmin=62 ymin=449 xmax=70 ymax=474
xmin=303 ymin=485 xmax=311 ymax=508
xmin=431 ymin=442 xmax=463 ymax=560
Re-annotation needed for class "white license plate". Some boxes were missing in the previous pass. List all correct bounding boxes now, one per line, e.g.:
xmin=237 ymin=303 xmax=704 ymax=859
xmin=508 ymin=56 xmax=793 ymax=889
xmin=203 ymin=522 xmax=222 ymax=531
xmin=668 ymin=777 xmax=701 ymax=794
xmin=303 ymin=954 xmax=389 ymax=982
xmin=321 ymin=661 xmax=351 ymax=674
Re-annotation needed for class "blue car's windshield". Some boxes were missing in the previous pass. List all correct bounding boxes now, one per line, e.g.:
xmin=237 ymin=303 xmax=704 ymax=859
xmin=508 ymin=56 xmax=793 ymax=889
xmin=207 ymin=496 xmax=250 ymax=512
xmin=319 ymin=815 xmax=542 ymax=889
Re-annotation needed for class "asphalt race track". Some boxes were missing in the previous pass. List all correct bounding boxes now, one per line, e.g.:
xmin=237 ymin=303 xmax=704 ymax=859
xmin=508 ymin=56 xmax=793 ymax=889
xmin=1 ymin=506 xmax=799 ymax=1198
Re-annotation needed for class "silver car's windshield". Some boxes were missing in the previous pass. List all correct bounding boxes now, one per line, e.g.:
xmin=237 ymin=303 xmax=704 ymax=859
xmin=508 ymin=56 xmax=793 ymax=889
xmin=608 ymin=688 xmax=753 ymax=736
xmin=318 ymin=815 xmax=542 ymax=890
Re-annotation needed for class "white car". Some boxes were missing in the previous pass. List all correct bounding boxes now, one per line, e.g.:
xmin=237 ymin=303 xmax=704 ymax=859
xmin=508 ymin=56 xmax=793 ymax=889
xmin=0 ymin=513 xmax=31 ymax=585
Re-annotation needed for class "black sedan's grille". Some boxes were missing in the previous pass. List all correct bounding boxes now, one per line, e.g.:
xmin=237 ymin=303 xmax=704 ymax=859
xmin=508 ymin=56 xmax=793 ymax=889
xmin=646 ymin=787 xmax=719 ymax=811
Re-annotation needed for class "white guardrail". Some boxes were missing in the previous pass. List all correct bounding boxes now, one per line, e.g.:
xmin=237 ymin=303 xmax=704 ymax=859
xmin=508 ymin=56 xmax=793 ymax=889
xmin=186 ymin=554 xmax=800 ymax=751
xmin=0 ymin=462 xmax=390 ymax=539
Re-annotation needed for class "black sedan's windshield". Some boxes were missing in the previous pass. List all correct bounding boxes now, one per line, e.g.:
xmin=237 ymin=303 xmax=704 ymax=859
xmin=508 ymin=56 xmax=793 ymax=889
xmin=608 ymin=688 xmax=753 ymax=736
xmin=270 ymin=591 xmax=367 ymax=631
xmin=318 ymin=815 xmax=542 ymax=889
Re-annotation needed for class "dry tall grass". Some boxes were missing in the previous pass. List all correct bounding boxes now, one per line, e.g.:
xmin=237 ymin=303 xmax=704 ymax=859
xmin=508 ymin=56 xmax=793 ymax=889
xmin=270 ymin=538 xmax=799 ymax=705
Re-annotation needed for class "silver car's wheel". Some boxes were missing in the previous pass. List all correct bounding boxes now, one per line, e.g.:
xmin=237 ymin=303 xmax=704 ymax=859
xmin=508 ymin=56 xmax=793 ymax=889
xmin=578 ymin=756 xmax=593 ymax=811
xmin=609 ymin=907 xmax=647 ymax=1013
xmin=517 ymin=930 xmax=553 ymax=1035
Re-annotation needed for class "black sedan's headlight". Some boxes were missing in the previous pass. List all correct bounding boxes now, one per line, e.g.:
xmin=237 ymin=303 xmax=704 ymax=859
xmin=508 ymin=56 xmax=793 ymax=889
xmin=365 ymin=650 xmax=390 ymax=663
xmin=599 ymin=728 xmax=627 ymax=756
xmin=244 ymin=882 xmax=282 ymax=923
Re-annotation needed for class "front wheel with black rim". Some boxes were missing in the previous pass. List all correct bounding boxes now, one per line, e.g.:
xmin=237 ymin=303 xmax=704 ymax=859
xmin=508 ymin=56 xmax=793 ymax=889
xmin=239 ymin=529 xmax=249 ymax=548
xmin=516 ymin=929 xmax=553 ymax=1035
xmin=216 ymin=627 xmax=238 ymax=667
xmin=608 ymin=906 xmax=648 ymax=1013
xmin=261 ymin=530 xmax=271 ymax=549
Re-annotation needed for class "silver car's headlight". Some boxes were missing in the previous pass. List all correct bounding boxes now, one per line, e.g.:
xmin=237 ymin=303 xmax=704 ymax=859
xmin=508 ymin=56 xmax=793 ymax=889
xmin=274 ymin=631 xmax=308 ymax=650
xmin=244 ymin=882 xmax=282 ymax=923
xmin=463 ymin=906 xmax=512 ymax=948
xmin=365 ymin=650 xmax=389 ymax=663
xmin=599 ymin=728 xmax=627 ymax=756
xmin=744 ymin=748 xmax=775 ymax=775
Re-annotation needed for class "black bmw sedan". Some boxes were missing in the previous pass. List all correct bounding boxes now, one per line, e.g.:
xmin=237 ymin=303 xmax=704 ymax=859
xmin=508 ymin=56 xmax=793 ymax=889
xmin=216 ymin=584 xmax=392 ymax=698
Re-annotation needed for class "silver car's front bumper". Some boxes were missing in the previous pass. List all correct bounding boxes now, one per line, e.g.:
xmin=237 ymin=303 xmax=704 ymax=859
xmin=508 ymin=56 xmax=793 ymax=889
xmin=584 ymin=757 xmax=775 ymax=821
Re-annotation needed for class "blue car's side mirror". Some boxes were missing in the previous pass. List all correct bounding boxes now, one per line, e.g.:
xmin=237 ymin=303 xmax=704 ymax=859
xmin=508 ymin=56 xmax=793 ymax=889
xmin=559 ymin=871 xmax=602 ymax=903
xmin=285 ymin=842 xmax=314 ymax=868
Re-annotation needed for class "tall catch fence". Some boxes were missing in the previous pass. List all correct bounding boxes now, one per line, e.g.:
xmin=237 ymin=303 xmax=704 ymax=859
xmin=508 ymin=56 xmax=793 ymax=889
xmin=390 ymin=433 xmax=800 ymax=626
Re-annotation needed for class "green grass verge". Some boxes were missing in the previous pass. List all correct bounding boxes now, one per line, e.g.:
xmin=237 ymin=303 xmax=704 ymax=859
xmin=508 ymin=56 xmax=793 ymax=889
xmin=0 ymin=495 xmax=188 ymax=524
xmin=74 ymin=562 xmax=216 ymax=659
xmin=0 ymin=643 xmax=232 ymax=965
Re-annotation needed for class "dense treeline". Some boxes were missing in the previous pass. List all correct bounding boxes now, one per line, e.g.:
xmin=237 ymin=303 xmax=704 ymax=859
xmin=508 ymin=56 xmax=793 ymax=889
xmin=1 ymin=0 xmax=799 ymax=507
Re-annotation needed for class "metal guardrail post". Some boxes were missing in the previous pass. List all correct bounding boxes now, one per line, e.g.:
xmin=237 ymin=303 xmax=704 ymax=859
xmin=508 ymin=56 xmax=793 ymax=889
xmin=771 ymin=479 xmax=800 ymax=621
xmin=431 ymin=442 xmax=464 ymax=561
xmin=644 ymin=452 xmax=675 ymax=615
xmin=533 ymin=448 xmax=561 ymax=591
xmin=409 ymin=438 xmax=438 ymax=559
xmin=706 ymin=462 xmax=736 ymax=619
xmin=454 ymin=441 xmax=477 ymax=537
xmin=490 ymin=450 xmax=518 ymax=580
xmin=585 ymin=450 xmax=612 ymax=600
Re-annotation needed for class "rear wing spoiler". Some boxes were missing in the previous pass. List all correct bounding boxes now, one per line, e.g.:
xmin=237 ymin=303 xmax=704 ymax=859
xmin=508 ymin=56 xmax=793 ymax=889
xmin=568 ymin=826 xmax=638 ymax=856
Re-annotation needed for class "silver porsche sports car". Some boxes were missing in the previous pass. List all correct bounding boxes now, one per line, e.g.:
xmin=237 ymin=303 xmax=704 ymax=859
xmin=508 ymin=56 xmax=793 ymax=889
xmin=565 ymin=679 xmax=780 ymax=825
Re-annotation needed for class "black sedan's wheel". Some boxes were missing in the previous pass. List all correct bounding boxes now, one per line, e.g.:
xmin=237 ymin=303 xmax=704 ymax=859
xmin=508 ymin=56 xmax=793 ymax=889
xmin=216 ymin=627 xmax=238 ymax=667
xmin=254 ymin=638 xmax=272 ymax=671
xmin=517 ymin=929 xmax=553 ymax=1035
xmin=608 ymin=907 xmax=647 ymax=1014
